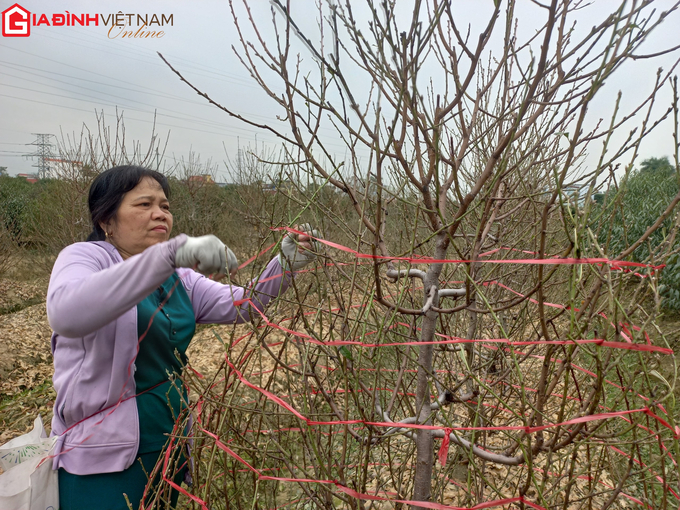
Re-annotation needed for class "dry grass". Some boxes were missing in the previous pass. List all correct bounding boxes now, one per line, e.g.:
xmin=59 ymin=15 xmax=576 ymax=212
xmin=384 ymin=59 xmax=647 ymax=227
xmin=0 ymin=254 xmax=53 ymax=452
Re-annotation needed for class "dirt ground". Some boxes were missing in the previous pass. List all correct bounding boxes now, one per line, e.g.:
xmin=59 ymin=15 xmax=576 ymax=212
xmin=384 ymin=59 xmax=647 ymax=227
xmin=0 ymin=276 xmax=53 ymax=446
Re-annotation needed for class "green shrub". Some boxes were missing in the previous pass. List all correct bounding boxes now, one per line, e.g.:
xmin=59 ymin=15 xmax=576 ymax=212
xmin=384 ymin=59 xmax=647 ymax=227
xmin=0 ymin=176 xmax=43 ymax=243
xmin=601 ymin=157 xmax=680 ymax=309
xmin=659 ymin=253 xmax=680 ymax=310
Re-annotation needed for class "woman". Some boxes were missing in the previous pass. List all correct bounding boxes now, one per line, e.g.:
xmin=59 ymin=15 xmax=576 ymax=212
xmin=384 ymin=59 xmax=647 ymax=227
xmin=47 ymin=165 xmax=319 ymax=509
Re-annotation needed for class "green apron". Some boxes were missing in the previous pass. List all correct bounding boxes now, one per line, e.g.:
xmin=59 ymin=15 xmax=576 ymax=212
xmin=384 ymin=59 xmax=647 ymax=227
xmin=59 ymin=273 xmax=196 ymax=510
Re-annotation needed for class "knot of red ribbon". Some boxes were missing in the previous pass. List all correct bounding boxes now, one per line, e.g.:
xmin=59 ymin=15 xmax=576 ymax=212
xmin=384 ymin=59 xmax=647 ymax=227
xmin=438 ymin=428 xmax=453 ymax=465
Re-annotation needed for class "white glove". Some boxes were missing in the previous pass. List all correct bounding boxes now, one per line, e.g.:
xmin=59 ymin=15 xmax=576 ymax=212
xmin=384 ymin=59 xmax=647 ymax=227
xmin=279 ymin=223 xmax=322 ymax=272
xmin=175 ymin=235 xmax=238 ymax=276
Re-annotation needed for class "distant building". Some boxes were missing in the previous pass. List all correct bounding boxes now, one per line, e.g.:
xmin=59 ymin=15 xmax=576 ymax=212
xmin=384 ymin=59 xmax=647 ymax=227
xmin=263 ymin=180 xmax=294 ymax=193
xmin=187 ymin=174 xmax=215 ymax=184
xmin=17 ymin=173 xmax=38 ymax=183
xmin=44 ymin=158 xmax=84 ymax=179
xmin=563 ymin=185 xmax=589 ymax=206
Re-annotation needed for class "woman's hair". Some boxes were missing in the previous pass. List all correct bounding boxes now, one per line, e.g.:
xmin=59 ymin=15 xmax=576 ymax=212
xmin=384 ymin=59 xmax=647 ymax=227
xmin=87 ymin=165 xmax=170 ymax=242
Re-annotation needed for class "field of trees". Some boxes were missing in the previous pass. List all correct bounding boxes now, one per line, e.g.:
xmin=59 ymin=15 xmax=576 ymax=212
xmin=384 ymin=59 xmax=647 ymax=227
xmin=1 ymin=146 xmax=679 ymax=509
xmin=2 ymin=1 xmax=680 ymax=509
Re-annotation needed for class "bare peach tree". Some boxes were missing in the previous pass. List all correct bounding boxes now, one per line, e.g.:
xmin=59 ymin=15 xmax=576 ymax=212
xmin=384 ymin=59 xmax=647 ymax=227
xmin=160 ymin=1 xmax=680 ymax=509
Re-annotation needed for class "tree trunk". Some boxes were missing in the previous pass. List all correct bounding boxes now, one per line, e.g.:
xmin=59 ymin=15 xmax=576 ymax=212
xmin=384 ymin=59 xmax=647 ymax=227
xmin=411 ymin=235 xmax=447 ymax=509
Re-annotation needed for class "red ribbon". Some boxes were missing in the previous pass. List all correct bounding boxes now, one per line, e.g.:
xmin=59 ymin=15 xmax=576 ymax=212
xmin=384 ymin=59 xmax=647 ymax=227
xmin=438 ymin=428 xmax=453 ymax=465
xmin=238 ymin=242 xmax=277 ymax=270
xmin=271 ymin=226 xmax=665 ymax=270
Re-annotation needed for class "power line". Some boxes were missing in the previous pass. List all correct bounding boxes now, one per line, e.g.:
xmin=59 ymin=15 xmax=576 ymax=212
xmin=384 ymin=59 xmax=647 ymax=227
xmin=4 ymin=43 xmax=253 ymax=95
xmin=0 ymin=48 xmax=350 ymax=145
xmin=0 ymin=59 xmax=208 ymax=107
xmin=1 ymin=44 xmax=348 ymax=138
xmin=0 ymin=78 xmax=261 ymax=134
xmin=0 ymin=86 xmax=351 ymax=153
xmin=0 ymin=47 xmax=365 ymax=159
xmin=0 ymin=59 xmax=342 ymax=137
xmin=0 ymin=93 xmax=285 ymax=164
xmin=30 ymin=29 xmax=255 ymax=86
xmin=0 ymin=89 xmax=267 ymax=140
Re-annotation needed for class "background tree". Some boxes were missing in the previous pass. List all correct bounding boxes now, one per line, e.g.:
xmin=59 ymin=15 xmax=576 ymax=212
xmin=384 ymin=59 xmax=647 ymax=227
xmin=640 ymin=156 xmax=675 ymax=175
xmin=599 ymin=156 xmax=680 ymax=309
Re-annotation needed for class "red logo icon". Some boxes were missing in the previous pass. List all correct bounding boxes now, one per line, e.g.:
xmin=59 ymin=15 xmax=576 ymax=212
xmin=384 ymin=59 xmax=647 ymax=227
xmin=2 ymin=3 xmax=30 ymax=37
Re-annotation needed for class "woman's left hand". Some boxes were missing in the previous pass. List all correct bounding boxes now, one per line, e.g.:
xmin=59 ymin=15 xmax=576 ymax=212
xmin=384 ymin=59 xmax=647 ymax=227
xmin=280 ymin=224 xmax=322 ymax=271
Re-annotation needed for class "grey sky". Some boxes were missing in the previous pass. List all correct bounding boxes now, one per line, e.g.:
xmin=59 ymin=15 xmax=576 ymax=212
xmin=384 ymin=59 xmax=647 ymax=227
xmin=1 ymin=1 xmax=679 ymax=181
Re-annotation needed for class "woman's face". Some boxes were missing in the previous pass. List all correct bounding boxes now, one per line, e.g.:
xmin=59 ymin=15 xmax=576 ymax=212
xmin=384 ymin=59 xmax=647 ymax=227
xmin=102 ymin=177 xmax=173 ymax=259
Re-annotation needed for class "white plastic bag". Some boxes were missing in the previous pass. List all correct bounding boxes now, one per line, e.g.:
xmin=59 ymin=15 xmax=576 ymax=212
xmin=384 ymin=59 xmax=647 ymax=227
xmin=0 ymin=416 xmax=59 ymax=510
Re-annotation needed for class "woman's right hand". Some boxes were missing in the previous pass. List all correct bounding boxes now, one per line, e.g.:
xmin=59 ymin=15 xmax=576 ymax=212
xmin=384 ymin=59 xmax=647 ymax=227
xmin=175 ymin=235 xmax=238 ymax=277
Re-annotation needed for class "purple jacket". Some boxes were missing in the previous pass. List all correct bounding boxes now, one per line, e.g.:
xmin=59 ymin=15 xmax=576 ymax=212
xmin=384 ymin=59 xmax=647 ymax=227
xmin=47 ymin=235 xmax=291 ymax=474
